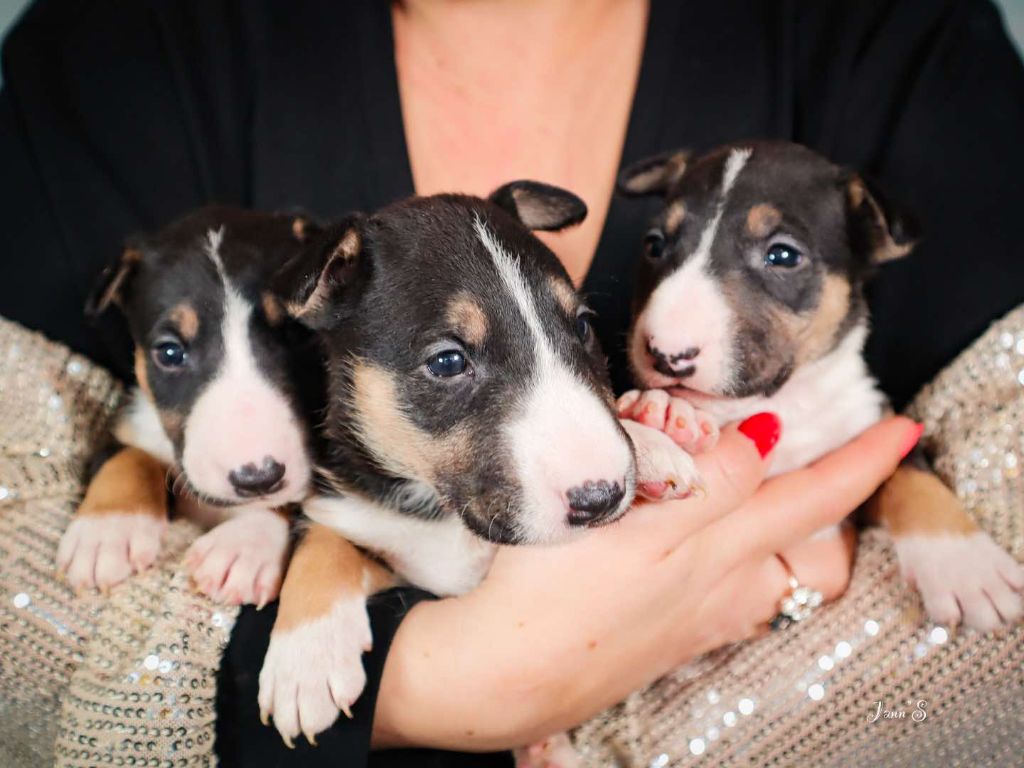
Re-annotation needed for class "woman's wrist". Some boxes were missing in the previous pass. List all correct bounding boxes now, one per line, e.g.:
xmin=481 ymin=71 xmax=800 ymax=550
xmin=372 ymin=593 xmax=544 ymax=751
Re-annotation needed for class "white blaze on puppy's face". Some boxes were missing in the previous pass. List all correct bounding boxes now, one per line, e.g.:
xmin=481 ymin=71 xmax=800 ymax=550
xmin=631 ymin=147 xmax=752 ymax=395
xmin=474 ymin=218 xmax=635 ymax=543
xmin=180 ymin=229 xmax=311 ymax=505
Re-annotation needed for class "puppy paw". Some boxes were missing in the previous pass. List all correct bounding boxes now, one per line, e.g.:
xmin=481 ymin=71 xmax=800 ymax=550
xmin=57 ymin=514 xmax=166 ymax=592
xmin=620 ymin=419 xmax=704 ymax=501
xmin=185 ymin=508 xmax=290 ymax=606
xmin=895 ymin=532 xmax=1024 ymax=631
xmin=258 ymin=596 xmax=372 ymax=747
xmin=617 ymin=389 xmax=718 ymax=453
xmin=514 ymin=732 xmax=580 ymax=768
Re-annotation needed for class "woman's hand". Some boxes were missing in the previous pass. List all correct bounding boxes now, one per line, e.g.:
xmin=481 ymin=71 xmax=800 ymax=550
xmin=372 ymin=415 xmax=921 ymax=751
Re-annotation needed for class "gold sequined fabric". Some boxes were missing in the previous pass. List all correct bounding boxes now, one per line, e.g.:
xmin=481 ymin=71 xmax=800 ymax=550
xmin=0 ymin=317 xmax=238 ymax=768
xmin=574 ymin=305 xmax=1024 ymax=767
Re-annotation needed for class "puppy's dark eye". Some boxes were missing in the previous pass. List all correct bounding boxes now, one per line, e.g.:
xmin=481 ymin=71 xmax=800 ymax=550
xmin=426 ymin=350 xmax=468 ymax=378
xmin=152 ymin=340 xmax=188 ymax=369
xmin=644 ymin=230 xmax=667 ymax=262
xmin=575 ymin=310 xmax=596 ymax=344
xmin=765 ymin=243 xmax=803 ymax=268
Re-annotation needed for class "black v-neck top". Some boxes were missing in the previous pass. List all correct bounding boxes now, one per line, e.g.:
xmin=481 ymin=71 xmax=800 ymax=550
xmin=3 ymin=1 xmax=1024 ymax=766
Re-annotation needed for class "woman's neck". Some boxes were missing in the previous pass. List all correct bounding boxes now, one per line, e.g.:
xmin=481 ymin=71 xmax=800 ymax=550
xmin=392 ymin=0 xmax=648 ymax=286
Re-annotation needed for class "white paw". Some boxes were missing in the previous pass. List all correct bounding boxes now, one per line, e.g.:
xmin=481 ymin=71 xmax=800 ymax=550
xmin=185 ymin=509 xmax=290 ymax=606
xmin=56 ymin=514 xmax=166 ymax=592
xmin=895 ymin=532 xmax=1024 ymax=631
xmin=514 ymin=732 xmax=580 ymax=768
xmin=617 ymin=388 xmax=719 ymax=453
xmin=258 ymin=596 xmax=372 ymax=747
xmin=620 ymin=419 xmax=703 ymax=501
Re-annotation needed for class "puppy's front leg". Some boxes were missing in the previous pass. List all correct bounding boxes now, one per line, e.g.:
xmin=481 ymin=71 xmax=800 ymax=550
xmin=867 ymin=448 xmax=1024 ymax=630
xmin=57 ymin=446 xmax=168 ymax=591
xmin=259 ymin=522 xmax=395 ymax=747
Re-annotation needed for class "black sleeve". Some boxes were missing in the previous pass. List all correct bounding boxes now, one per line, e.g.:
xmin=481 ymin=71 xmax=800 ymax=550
xmin=795 ymin=0 xmax=1024 ymax=408
xmin=215 ymin=588 xmax=514 ymax=768
xmin=0 ymin=0 xmax=258 ymax=378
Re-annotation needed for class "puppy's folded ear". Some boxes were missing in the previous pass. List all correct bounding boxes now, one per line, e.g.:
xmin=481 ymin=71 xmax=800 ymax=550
xmin=85 ymin=244 xmax=144 ymax=319
xmin=617 ymin=150 xmax=690 ymax=197
xmin=273 ymin=215 xmax=366 ymax=330
xmin=846 ymin=174 xmax=921 ymax=264
xmin=488 ymin=181 xmax=587 ymax=232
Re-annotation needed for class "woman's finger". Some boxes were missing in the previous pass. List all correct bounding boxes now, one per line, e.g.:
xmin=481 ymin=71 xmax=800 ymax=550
xmin=710 ymin=416 xmax=920 ymax=565
xmin=628 ymin=413 xmax=780 ymax=543
xmin=695 ymin=524 xmax=858 ymax=652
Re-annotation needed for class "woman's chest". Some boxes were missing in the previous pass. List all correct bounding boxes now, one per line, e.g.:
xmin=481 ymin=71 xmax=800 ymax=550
xmin=392 ymin=1 xmax=648 ymax=285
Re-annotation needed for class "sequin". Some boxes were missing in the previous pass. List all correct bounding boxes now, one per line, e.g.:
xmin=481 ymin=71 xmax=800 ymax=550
xmin=929 ymin=627 xmax=949 ymax=645
xmin=864 ymin=619 xmax=880 ymax=636
xmin=834 ymin=641 xmax=852 ymax=659
xmin=689 ymin=738 xmax=706 ymax=755
xmin=12 ymin=593 xmax=30 ymax=609
xmin=818 ymin=655 xmax=834 ymax=671
xmin=808 ymin=683 xmax=825 ymax=701
xmin=737 ymin=698 xmax=755 ymax=715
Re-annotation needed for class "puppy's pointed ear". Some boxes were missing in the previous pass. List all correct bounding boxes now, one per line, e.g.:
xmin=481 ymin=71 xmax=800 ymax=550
xmin=488 ymin=180 xmax=588 ymax=232
xmin=617 ymin=150 xmax=690 ymax=197
xmin=273 ymin=216 xmax=366 ymax=330
xmin=846 ymin=175 xmax=921 ymax=264
xmin=85 ymin=244 xmax=144 ymax=319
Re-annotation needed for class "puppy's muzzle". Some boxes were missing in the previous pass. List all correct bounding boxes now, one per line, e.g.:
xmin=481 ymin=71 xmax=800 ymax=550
xmin=566 ymin=479 xmax=626 ymax=526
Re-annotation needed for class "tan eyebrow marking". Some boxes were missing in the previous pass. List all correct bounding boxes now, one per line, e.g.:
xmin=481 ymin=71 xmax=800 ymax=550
xmin=262 ymin=292 xmax=285 ymax=326
xmin=548 ymin=275 xmax=577 ymax=316
xmin=445 ymin=293 xmax=489 ymax=347
xmin=169 ymin=302 xmax=200 ymax=341
xmin=664 ymin=201 xmax=686 ymax=234
xmin=746 ymin=204 xmax=783 ymax=239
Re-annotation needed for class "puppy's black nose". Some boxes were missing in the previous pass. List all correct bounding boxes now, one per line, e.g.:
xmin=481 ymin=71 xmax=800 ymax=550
xmin=647 ymin=341 xmax=699 ymax=378
xmin=229 ymin=457 xmax=286 ymax=497
xmin=566 ymin=480 xmax=625 ymax=526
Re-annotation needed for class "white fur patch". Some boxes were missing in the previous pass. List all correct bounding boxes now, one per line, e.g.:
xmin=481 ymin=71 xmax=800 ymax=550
xmin=474 ymin=218 xmax=635 ymax=542
xmin=894 ymin=531 xmax=1024 ymax=631
xmin=204 ymin=226 xmax=227 ymax=277
xmin=305 ymin=494 xmax=496 ymax=596
xmin=56 ymin=513 xmax=166 ymax=591
xmin=258 ymin=594 xmax=372 ymax=747
xmin=181 ymin=248 xmax=310 ymax=505
xmin=111 ymin=389 xmax=175 ymax=465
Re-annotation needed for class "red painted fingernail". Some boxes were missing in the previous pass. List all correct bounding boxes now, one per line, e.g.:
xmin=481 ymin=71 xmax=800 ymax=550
xmin=899 ymin=422 xmax=924 ymax=460
xmin=738 ymin=412 xmax=782 ymax=458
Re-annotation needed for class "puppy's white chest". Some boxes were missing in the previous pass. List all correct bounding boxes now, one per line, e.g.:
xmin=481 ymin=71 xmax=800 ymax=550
xmin=699 ymin=329 xmax=887 ymax=475
xmin=304 ymin=495 xmax=496 ymax=597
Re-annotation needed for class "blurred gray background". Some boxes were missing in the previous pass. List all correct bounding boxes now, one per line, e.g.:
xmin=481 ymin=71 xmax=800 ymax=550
xmin=1 ymin=0 xmax=1023 ymax=85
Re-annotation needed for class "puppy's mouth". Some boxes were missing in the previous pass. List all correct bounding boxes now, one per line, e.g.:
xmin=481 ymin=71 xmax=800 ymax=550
xmin=460 ymin=511 xmax=521 ymax=545
xmin=168 ymin=466 xmax=276 ymax=509
xmin=634 ymin=364 xmax=724 ymax=402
